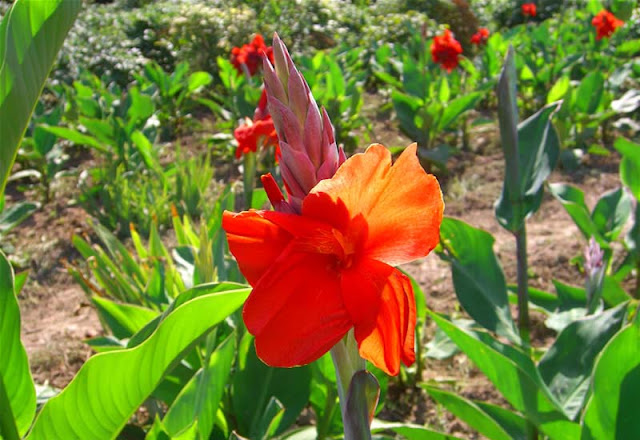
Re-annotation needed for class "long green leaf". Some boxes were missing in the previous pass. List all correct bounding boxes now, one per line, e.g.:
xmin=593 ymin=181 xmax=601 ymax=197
xmin=429 ymin=312 xmax=580 ymax=439
xmin=439 ymin=218 xmax=520 ymax=343
xmin=27 ymin=288 xmax=249 ymax=439
xmin=0 ymin=251 xmax=35 ymax=438
xmin=162 ymin=333 xmax=236 ymax=438
xmin=371 ymin=421 xmax=464 ymax=439
xmin=581 ymin=318 xmax=640 ymax=440
xmin=0 ymin=0 xmax=82 ymax=193
xmin=423 ymin=386 xmax=514 ymax=440
xmin=538 ymin=303 xmax=627 ymax=420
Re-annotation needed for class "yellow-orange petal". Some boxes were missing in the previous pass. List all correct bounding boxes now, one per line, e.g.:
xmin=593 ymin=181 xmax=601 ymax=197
xmin=248 ymin=252 xmax=352 ymax=367
xmin=355 ymin=268 xmax=416 ymax=376
xmin=304 ymin=143 xmax=444 ymax=266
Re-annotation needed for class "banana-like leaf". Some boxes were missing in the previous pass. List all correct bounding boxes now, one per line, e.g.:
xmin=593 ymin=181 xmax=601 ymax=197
xmin=0 ymin=251 xmax=36 ymax=438
xmin=0 ymin=0 xmax=82 ymax=194
xmin=27 ymin=288 xmax=250 ymax=440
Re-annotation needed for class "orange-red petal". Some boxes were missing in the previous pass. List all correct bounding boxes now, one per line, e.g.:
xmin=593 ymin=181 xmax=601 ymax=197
xmin=305 ymin=143 xmax=444 ymax=266
xmin=247 ymin=252 xmax=352 ymax=367
xmin=222 ymin=210 xmax=293 ymax=285
xmin=354 ymin=268 xmax=416 ymax=376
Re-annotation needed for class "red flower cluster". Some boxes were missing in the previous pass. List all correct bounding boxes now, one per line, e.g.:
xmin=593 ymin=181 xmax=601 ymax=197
xmin=592 ymin=10 xmax=624 ymax=40
xmin=431 ymin=30 xmax=463 ymax=72
xmin=234 ymin=117 xmax=279 ymax=159
xmin=521 ymin=3 xmax=537 ymax=17
xmin=234 ymin=90 xmax=279 ymax=159
xmin=470 ymin=28 xmax=490 ymax=45
xmin=231 ymin=34 xmax=275 ymax=76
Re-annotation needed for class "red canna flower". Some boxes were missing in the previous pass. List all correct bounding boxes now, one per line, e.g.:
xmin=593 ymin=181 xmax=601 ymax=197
xmin=223 ymin=143 xmax=444 ymax=376
xmin=521 ymin=3 xmax=536 ymax=17
xmin=431 ymin=29 xmax=463 ymax=72
xmin=592 ymin=10 xmax=624 ymax=40
xmin=234 ymin=116 xmax=279 ymax=159
xmin=470 ymin=27 xmax=490 ymax=45
xmin=231 ymin=34 xmax=275 ymax=76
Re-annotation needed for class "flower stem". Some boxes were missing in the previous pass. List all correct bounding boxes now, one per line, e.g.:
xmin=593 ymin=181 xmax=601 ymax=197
xmin=330 ymin=330 xmax=373 ymax=440
xmin=515 ymin=226 xmax=531 ymax=353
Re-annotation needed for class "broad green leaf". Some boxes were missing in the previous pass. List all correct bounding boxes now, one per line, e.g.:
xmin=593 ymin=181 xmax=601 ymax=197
xmin=162 ymin=333 xmax=235 ymax=439
xmin=591 ymin=187 xmax=631 ymax=241
xmin=187 ymin=72 xmax=212 ymax=93
xmin=27 ymin=289 xmax=249 ymax=439
xmin=615 ymin=39 xmax=640 ymax=56
xmin=495 ymin=103 xmax=560 ymax=231
xmin=575 ymin=72 xmax=604 ymax=115
xmin=371 ymin=420 xmax=464 ymax=439
xmin=538 ymin=303 xmax=627 ymax=420
xmin=425 ymin=318 xmax=474 ymax=360
xmin=423 ymin=386 xmax=513 ymax=440
xmin=581 ymin=318 xmax=640 ymax=439
xmin=614 ymin=138 xmax=640 ymax=200
xmin=548 ymin=183 xmax=604 ymax=245
xmin=0 ymin=201 xmax=38 ymax=234
xmin=437 ymin=92 xmax=483 ymax=132
xmin=0 ymin=0 xmax=82 ymax=194
xmin=429 ymin=312 xmax=580 ymax=439
xmin=475 ymin=401 xmax=528 ymax=440
xmin=41 ymin=126 xmax=109 ymax=154
xmin=439 ymin=218 xmax=520 ymax=343
xmin=547 ymin=76 xmax=570 ymax=104
xmin=232 ymin=334 xmax=312 ymax=437
xmin=91 ymin=296 xmax=159 ymax=339
xmin=0 ymin=251 xmax=36 ymax=438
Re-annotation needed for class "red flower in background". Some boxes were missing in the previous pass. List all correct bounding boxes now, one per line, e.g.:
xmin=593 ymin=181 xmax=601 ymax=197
xmin=231 ymin=34 xmax=275 ymax=76
xmin=592 ymin=10 xmax=624 ymax=40
xmin=521 ymin=3 xmax=537 ymax=17
xmin=234 ymin=116 xmax=279 ymax=159
xmin=223 ymin=144 xmax=444 ymax=375
xmin=470 ymin=28 xmax=490 ymax=45
xmin=431 ymin=30 xmax=463 ymax=72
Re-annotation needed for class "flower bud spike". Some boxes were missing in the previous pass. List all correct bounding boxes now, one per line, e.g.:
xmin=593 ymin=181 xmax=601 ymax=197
xmin=263 ymin=33 xmax=345 ymax=213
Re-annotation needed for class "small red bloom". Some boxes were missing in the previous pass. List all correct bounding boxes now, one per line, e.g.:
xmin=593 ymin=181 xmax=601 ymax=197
xmin=431 ymin=30 xmax=463 ymax=72
xmin=592 ymin=10 xmax=624 ymax=40
xmin=231 ymin=34 xmax=275 ymax=76
xmin=234 ymin=116 xmax=279 ymax=159
xmin=521 ymin=3 xmax=537 ymax=17
xmin=223 ymin=144 xmax=444 ymax=376
xmin=470 ymin=28 xmax=490 ymax=45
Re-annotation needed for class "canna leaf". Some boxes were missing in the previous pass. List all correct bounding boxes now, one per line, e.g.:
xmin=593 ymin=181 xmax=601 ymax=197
xmin=0 ymin=0 xmax=81 ymax=193
xmin=27 ymin=288 xmax=249 ymax=440
xmin=0 ymin=251 xmax=36 ymax=438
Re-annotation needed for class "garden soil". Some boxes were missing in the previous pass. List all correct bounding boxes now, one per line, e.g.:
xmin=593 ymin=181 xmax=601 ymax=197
xmin=8 ymin=99 xmax=625 ymax=437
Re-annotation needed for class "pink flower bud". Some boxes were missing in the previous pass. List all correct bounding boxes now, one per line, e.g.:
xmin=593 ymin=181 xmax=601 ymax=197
xmin=263 ymin=33 xmax=345 ymax=212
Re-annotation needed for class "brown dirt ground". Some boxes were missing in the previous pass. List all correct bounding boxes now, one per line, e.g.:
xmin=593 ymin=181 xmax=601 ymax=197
xmin=6 ymin=92 xmax=629 ymax=437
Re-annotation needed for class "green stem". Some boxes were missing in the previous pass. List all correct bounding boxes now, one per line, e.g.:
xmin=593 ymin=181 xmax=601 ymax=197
xmin=316 ymin=387 xmax=338 ymax=440
xmin=330 ymin=330 xmax=371 ymax=440
xmin=0 ymin=375 xmax=20 ymax=440
xmin=515 ymin=226 xmax=531 ymax=353
xmin=242 ymin=151 xmax=257 ymax=209
xmin=515 ymin=226 xmax=538 ymax=440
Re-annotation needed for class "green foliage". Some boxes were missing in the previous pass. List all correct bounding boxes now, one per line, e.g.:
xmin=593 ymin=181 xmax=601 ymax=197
xmin=135 ymin=61 xmax=212 ymax=139
xmin=0 ymin=251 xmax=35 ymax=439
xmin=581 ymin=316 xmax=640 ymax=440
xmin=496 ymin=49 xmax=560 ymax=233
xmin=0 ymin=0 xmax=82 ymax=195
xmin=438 ymin=218 xmax=520 ymax=343
xmin=27 ymin=287 xmax=250 ymax=440
xmin=299 ymin=48 xmax=370 ymax=153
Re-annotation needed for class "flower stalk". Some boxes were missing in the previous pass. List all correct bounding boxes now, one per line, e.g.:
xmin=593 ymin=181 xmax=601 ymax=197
xmin=330 ymin=330 xmax=379 ymax=440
